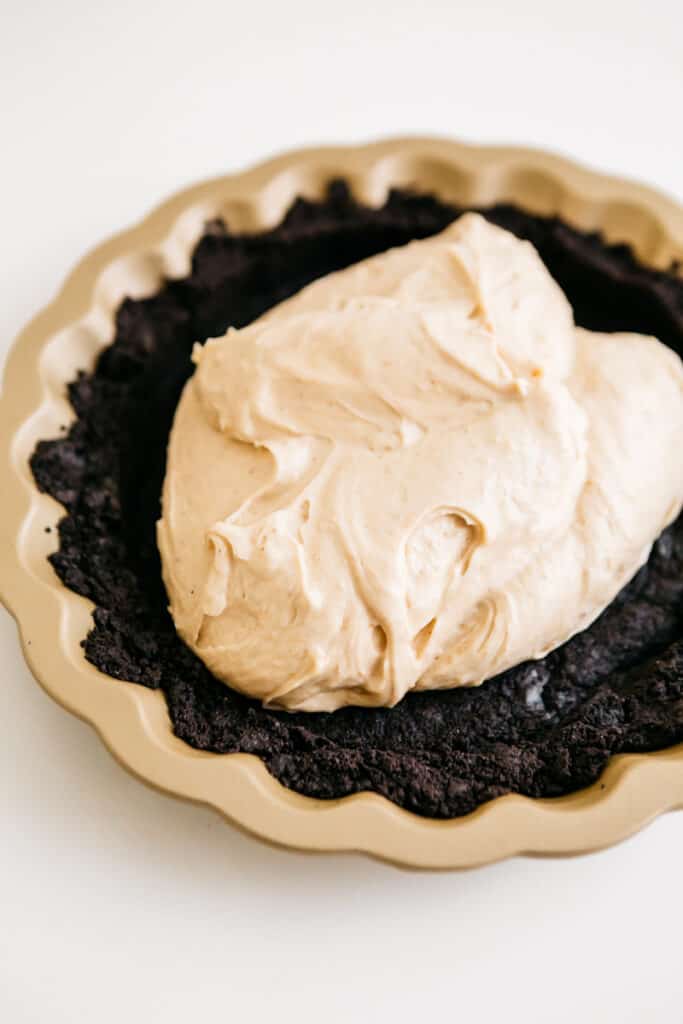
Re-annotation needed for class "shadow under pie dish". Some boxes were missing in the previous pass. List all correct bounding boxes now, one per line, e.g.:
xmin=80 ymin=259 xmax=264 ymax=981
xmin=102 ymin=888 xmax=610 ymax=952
xmin=3 ymin=139 xmax=683 ymax=869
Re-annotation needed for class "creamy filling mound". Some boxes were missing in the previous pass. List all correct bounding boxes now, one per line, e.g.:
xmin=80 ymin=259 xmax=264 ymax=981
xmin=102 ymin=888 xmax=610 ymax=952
xmin=158 ymin=214 xmax=683 ymax=711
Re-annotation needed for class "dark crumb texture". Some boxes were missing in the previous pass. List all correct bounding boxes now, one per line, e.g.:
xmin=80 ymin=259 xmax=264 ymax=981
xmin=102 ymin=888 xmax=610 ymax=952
xmin=31 ymin=182 xmax=683 ymax=818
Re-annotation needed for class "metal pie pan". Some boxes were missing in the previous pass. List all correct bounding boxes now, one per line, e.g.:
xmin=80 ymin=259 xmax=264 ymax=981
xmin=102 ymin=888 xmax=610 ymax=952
xmin=2 ymin=137 xmax=683 ymax=869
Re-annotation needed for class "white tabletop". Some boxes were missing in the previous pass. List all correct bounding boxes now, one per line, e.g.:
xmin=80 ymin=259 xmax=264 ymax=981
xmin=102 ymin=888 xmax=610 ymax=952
xmin=2 ymin=2 xmax=681 ymax=1021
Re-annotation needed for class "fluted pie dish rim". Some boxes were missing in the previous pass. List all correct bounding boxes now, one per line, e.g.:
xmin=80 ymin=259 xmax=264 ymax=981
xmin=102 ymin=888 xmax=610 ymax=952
xmin=2 ymin=136 xmax=683 ymax=869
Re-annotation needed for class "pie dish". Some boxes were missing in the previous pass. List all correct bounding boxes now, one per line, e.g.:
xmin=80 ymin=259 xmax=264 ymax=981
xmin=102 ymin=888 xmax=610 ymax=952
xmin=2 ymin=138 xmax=683 ymax=869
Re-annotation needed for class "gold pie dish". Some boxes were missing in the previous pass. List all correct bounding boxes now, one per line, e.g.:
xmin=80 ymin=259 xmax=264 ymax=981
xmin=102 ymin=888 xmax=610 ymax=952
xmin=2 ymin=137 xmax=683 ymax=870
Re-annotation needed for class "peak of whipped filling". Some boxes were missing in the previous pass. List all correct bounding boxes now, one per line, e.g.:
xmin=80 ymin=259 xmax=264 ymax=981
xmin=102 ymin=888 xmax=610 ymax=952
xmin=158 ymin=213 xmax=683 ymax=712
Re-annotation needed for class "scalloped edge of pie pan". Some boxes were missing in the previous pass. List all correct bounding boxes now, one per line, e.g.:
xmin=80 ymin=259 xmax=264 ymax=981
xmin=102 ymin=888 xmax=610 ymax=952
xmin=2 ymin=136 xmax=683 ymax=871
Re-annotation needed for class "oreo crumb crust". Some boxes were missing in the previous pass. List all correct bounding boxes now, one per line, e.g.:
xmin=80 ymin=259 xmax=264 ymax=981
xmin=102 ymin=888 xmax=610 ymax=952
xmin=31 ymin=182 xmax=683 ymax=818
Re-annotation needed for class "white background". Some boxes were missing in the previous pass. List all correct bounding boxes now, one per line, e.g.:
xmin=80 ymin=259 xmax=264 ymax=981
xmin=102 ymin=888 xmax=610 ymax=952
xmin=2 ymin=1 xmax=682 ymax=1021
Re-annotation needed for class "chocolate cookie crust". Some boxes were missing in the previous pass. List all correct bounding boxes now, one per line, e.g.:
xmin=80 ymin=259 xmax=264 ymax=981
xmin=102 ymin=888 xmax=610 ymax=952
xmin=31 ymin=182 xmax=683 ymax=819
